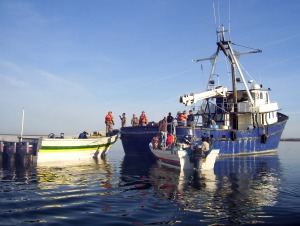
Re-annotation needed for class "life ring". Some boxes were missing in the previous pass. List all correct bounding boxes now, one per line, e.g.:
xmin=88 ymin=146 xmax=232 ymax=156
xmin=231 ymin=131 xmax=237 ymax=141
xmin=261 ymin=134 xmax=267 ymax=144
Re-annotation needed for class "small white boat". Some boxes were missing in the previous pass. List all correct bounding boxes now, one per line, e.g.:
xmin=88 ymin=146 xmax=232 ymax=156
xmin=37 ymin=129 xmax=120 ymax=163
xmin=149 ymin=137 xmax=219 ymax=171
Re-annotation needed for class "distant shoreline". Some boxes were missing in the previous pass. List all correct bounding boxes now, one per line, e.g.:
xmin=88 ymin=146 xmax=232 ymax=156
xmin=281 ymin=138 xmax=300 ymax=142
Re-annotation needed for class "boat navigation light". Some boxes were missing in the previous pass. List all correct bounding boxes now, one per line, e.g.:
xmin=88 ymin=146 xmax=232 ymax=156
xmin=248 ymin=79 xmax=254 ymax=84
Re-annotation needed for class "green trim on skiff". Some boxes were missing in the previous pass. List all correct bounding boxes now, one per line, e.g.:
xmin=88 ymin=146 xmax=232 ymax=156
xmin=39 ymin=143 xmax=114 ymax=153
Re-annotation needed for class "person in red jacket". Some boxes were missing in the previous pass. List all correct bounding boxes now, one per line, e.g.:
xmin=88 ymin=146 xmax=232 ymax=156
xmin=105 ymin=111 xmax=114 ymax=136
xmin=139 ymin=111 xmax=148 ymax=126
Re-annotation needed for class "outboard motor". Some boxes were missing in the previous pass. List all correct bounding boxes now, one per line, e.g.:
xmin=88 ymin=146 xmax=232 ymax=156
xmin=48 ymin=133 xmax=55 ymax=138
xmin=193 ymin=145 xmax=205 ymax=169
xmin=182 ymin=135 xmax=191 ymax=145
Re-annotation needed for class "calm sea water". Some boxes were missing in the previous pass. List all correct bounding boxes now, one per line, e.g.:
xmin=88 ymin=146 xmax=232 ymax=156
xmin=0 ymin=141 xmax=299 ymax=225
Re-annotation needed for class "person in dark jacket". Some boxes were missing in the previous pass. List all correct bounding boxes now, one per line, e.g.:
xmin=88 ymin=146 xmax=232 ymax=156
xmin=167 ymin=112 xmax=174 ymax=134
xmin=119 ymin=113 xmax=126 ymax=127
xmin=187 ymin=110 xmax=195 ymax=127
xmin=78 ymin=131 xmax=89 ymax=139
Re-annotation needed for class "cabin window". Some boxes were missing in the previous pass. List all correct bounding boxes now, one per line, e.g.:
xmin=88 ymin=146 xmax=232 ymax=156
xmin=222 ymin=134 xmax=226 ymax=139
xmin=260 ymin=92 xmax=263 ymax=99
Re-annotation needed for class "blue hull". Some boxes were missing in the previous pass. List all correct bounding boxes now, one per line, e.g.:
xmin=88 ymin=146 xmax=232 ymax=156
xmin=120 ymin=126 xmax=158 ymax=156
xmin=120 ymin=113 xmax=288 ymax=156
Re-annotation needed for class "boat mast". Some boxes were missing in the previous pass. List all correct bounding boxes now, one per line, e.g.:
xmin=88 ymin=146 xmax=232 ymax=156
xmin=217 ymin=25 xmax=238 ymax=128
xmin=228 ymin=43 xmax=255 ymax=105
xmin=218 ymin=25 xmax=258 ymax=106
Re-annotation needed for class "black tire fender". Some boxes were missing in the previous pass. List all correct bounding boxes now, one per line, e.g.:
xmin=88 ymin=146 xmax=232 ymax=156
xmin=231 ymin=131 xmax=237 ymax=141
xmin=261 ymin=134 xmax=267 ymax=143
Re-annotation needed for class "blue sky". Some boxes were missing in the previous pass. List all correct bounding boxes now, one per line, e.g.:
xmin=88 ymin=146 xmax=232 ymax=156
xmin=0 ymin=0 xmax=299 ymax=137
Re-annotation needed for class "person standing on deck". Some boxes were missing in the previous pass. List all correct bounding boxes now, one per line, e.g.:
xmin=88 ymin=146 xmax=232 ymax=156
xmin=187 ymin=110 xmax=195 ymax=127
xmin=167 ymin=112 xmax=174 ymax=134
xmin=177 ymin=110 xmax=187 ymax=126
xmin=105 ymin=111 xmax=114 ymax=136
xmin=139 ymin=111 xmax=148 ymax=126
xmin=131 ymin=114 xmax=139 ymax=126
xmin=119 ymin=113 xmax=126 ymax=127
xmin=158 ymin=116 xmax=168 ymax=149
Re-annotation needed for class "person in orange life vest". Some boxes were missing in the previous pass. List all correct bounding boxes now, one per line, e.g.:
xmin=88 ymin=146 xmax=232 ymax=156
xmin=105 ymin=111 xmax=114 ymax=136
xmin=158 ymin=116 xmax=168 ymax=149
xmin=166 ymin=133 xmax=175 ymax=148
xmin=178 ymin=110 xmax=187 ymax=126
xmin=139 ymin=111 xmax=148 ymax=126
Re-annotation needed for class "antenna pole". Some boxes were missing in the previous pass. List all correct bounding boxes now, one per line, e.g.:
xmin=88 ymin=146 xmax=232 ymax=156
xmin=213 ymin=2 xmax=218 ymax=41
xmin=20 ymin=108 xmax=24 ymax=142
xmin=228 ymin=0 xmax=231 ymax=39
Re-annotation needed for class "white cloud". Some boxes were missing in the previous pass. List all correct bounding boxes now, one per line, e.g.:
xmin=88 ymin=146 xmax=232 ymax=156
xmin=37 ymin=69 xmax=86 ymax=95
xmin=0 ymin=75 xmax=29 ymax=88
xmin=260 ymin=34 xmax=300 ymax=49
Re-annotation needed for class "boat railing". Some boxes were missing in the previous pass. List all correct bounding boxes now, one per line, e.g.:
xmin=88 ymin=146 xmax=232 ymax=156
xmin=237 ymin=102 xmax=252 ymax=112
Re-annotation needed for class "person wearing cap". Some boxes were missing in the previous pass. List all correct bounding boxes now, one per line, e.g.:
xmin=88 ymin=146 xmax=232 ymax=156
xmin=139 ymin=111 xmax=148 ymax=126
xmin=119 ymin=113 xmax=126 ymax=127
xmin=167 ymin=112 xmax=174 ymax=134
xmin=105 ymin=111 xmax=114 ymax=136
xmin=158 ymin=116 xmax=168 ymax=149
xmin=131 ymin=114 xmax=139 ymax=126
xmin=78 ymin=130 xmax=89 ymax=139
xmin=187 ymin=110 xmax=195 ymax=127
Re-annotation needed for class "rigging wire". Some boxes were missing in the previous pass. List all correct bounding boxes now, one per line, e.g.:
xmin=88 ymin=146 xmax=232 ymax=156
xmin=235 ymin=57 xmax=258 ymax=84
xmin=232 ymin=42 xmax=262 ymax=52
xmin=201 ymin=64 xmax=205 ymax=91
xmin=224 ymin=56 xmax=232 ymax=88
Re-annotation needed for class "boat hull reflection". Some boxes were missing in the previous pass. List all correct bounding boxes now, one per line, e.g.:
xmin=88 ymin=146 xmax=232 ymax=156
xmin=150 ymin=153 xmax=281 ymax=224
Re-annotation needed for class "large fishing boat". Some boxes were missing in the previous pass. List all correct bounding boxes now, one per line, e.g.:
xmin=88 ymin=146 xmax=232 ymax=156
xmin=121 ymin=25 xmax=288 ymax=157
